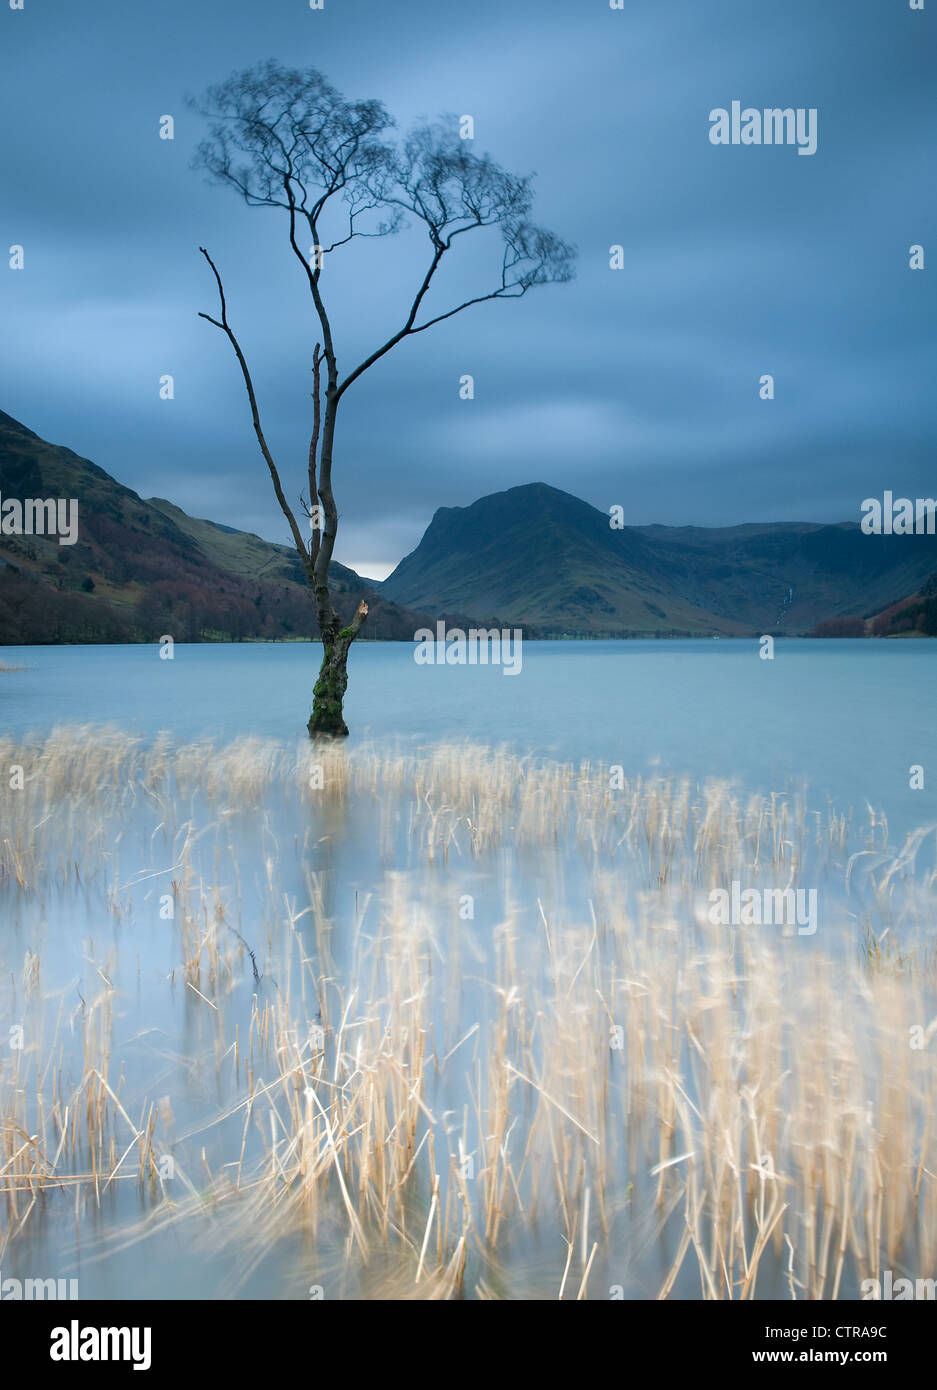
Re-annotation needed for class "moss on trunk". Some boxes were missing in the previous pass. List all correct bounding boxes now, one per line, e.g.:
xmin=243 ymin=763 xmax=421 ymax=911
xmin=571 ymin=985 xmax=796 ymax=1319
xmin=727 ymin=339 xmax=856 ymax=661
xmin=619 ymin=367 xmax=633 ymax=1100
xmin=308 ymin=639 xmax=352 ymax=737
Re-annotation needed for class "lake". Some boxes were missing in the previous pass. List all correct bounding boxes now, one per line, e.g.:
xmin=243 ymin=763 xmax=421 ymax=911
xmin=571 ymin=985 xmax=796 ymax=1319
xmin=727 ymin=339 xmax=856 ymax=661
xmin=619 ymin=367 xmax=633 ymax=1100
xmin=1 ymin=638 xmax=935 ymax=1300
xmin=2 ymin=638 xmax=935 ymax=836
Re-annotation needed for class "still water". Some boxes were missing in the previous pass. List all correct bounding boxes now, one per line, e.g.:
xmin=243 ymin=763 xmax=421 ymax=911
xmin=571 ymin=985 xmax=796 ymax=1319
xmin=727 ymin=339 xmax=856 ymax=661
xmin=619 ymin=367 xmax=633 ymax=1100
xmin=2 ymin=638 xmax=934 ymax=834
xmin=0 ymin=639 xmax=935 ymax=1299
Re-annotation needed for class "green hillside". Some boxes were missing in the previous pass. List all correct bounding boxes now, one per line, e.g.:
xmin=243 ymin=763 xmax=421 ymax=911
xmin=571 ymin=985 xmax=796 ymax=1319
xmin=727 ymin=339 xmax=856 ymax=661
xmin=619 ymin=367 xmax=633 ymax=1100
xmin=382 ymin=483 xmax=937 ymax=636
xmin=0 ymin=410 xmax=426 ymax=644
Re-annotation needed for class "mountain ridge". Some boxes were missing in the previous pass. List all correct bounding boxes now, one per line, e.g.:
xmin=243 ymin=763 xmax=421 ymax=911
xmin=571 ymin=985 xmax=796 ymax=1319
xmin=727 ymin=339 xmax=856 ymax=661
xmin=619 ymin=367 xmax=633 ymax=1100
xmin=0 ymin=410 xmax=430 ymax=644
xmin=381 ymin=482 xmax=937 ymax=637
xmin=2 ymin=411 xmax=934 ymax=643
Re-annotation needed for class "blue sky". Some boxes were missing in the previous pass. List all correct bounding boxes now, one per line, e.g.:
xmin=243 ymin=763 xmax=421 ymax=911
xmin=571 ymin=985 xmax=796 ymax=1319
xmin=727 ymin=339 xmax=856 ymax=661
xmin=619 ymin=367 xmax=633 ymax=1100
xmin=2 ymin=0 xmax=934 ymax=577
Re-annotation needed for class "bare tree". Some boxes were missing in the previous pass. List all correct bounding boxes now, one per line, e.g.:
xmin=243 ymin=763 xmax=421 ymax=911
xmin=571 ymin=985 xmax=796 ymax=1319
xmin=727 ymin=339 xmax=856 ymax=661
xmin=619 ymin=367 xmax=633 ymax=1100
xmin=192 ymin=60 xmax=575 ymax=736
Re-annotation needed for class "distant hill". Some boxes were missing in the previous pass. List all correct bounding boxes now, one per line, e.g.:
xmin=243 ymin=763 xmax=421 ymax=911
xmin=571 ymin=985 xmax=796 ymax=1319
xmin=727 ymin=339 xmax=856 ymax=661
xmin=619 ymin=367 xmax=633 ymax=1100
xmin=4 ymin=413 xmax=934 ymax=645
xmin=0 ymin=410 xmax=428 ymax=644
xmin=861 ymin=571 xmax=937 ymax=638
xmin=381 ymin=483 xmax=937 ymax=636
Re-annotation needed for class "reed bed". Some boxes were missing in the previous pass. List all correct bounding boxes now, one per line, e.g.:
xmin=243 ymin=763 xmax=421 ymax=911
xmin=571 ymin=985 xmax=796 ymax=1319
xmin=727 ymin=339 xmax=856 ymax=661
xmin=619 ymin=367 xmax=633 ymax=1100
xmin=0 ymin=727 xmax=935 ymax=1298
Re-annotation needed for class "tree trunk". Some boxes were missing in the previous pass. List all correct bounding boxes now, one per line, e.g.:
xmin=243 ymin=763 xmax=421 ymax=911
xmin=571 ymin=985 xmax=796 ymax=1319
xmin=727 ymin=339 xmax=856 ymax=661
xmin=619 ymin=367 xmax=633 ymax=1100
xmin=304 ymin=384 xmax=368 ymax=737
xmin=307 ymin=586 xmax=368 ymax=737
xmin=308 ymin=627 xmax=355 ymax=737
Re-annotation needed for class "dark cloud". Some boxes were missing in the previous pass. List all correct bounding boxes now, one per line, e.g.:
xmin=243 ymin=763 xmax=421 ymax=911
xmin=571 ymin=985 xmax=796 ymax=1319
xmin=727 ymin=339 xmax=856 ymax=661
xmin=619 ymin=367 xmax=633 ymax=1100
xmin=2 ymin=0 xmax=934 ymax=575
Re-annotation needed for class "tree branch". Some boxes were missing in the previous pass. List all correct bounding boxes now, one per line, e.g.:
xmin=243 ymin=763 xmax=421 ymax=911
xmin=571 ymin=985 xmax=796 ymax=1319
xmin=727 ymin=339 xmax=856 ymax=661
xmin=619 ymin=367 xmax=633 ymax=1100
xmin=197 ymin=246 xmax=310 ymax=569
xmin=347 ymin=598 xmax=369 ymax=638
xmin=283 ymin=179 xmax=338 ymax=374
xmin=308 ymin=343 xmax=322 ymax=564
xmin=335 ymin=243 xmax=446 ymax=400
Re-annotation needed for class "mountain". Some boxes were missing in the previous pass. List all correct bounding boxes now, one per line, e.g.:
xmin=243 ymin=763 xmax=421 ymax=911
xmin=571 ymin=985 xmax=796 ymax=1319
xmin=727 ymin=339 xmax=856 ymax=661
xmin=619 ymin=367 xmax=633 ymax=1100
xmin=0 ymin=410 xmax=428 ymax=644
xmin=4 ymin=411 xmax=934 ymax=645
xmin=381 ymin=483 xmax=937 ymax=636
xmin=863 ymin=570 xmax=937 ymax=638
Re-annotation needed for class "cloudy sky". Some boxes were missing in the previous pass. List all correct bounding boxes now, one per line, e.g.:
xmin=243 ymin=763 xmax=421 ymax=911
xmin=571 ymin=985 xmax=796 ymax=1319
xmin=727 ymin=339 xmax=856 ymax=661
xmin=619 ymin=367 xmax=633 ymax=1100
xmin=2 ymin=0 xmax=934 ymax=577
